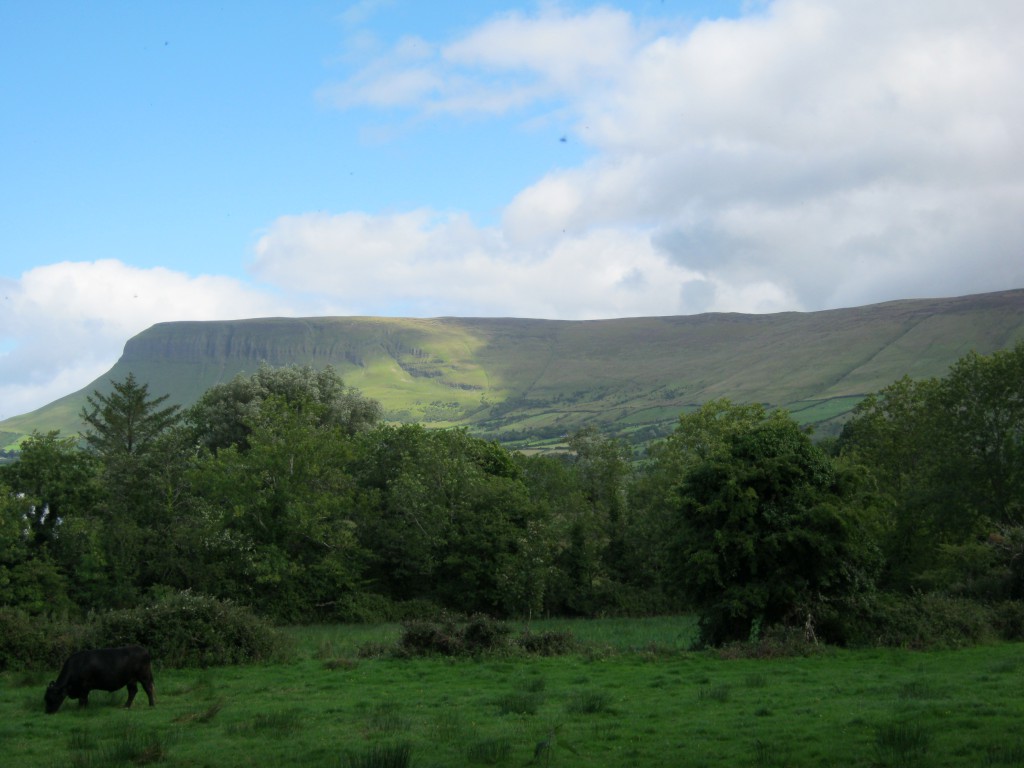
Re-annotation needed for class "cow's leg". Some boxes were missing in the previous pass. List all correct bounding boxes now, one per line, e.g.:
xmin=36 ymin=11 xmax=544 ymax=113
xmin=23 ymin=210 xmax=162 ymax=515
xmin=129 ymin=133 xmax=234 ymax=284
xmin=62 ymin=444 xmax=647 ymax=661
xmin=125 ymin=682 xmax=138 ymax=708
xmin=78 ymin=693 xmax=89 ymax=707
xmin=143 ymin=680 xmax=156 ymax=707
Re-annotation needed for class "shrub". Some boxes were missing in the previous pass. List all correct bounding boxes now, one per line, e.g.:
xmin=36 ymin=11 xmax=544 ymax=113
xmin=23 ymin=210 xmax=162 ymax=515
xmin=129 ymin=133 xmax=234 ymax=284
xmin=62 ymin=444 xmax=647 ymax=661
xmin=0 ymin=608 xmax=87 ymax=671
xmin=462 ymin=614 xmax=512 ymax=654
xmin=716 ymin=624 xmax=825 ymax=660
xmin=86 ymin=590 xmax=291 ymax=667
xmin=838 ymin=591 xmax=998 ymax=649
xmin=990 ymin=600 xmax=1024 ymax=640
xmin=398 ymin=615 xmax=581 ymax=658
xmin=399 ymin=618 xmax=465 ymax=656
xmin=516 ymin=630 xmax=577 ymax=656
xmin=399 ymin=614 xmax=514 ymax=657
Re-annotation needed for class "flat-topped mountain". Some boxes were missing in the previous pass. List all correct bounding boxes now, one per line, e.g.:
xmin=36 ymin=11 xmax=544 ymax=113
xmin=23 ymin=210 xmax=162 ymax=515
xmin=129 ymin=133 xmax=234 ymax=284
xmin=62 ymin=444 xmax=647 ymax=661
xmin=3 ymin=289 xmax=1023 ymax=449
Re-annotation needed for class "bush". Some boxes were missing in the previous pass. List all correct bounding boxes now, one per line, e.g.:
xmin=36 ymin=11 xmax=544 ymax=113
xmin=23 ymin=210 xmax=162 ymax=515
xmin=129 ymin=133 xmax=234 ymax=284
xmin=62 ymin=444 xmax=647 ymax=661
xmin=398 ymin=615 xmax=579 ymax=657
xmin=989 ymin=600 xmax=1024 ymax=640
xmin=838 ymin=591 xmax=999 ymax=649
xmin=0 ymin=608 xmax=87 ymax=671
xmin=516 ymin=630 xmax=577 ymax=656
xmin=399 ymin=618 xmax=466 ymax=656
xmin=715 ymin=624 xmax=825 ymax=660
xmin=461 ymin=614 xmax=512 ymax=654
xmin=86 ymin=590 xmax=291 ymax=667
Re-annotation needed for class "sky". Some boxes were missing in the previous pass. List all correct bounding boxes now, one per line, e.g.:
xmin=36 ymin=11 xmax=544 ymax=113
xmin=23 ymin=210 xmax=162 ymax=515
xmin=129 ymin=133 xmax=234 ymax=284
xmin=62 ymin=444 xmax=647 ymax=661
xmin=2 ymin=0 xmax=1023 ymax=419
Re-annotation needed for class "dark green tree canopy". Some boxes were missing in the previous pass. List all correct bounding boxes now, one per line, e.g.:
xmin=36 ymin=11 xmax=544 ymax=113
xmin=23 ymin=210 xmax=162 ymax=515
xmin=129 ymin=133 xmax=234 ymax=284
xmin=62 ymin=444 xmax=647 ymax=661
xmin=0 ymin=431 xmax=100 ymax=544
xmin=668 ymin=401 xmax=878 ymax=646
xmin=79 ymin=372 xmax=182 ymax=458
xmin=187 ymin=363 xmax=381 ymax=453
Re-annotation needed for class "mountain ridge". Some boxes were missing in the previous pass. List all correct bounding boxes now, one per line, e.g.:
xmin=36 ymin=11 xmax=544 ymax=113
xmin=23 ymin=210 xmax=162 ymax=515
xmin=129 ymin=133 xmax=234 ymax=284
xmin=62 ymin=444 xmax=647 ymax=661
xmin=3 ymin=288 xmax=1023 ymax=449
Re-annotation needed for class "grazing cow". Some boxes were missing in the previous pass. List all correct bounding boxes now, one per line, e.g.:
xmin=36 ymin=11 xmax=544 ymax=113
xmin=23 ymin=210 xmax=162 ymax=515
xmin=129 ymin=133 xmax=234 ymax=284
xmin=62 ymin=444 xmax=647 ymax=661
xmin=44 ymin=645 xmax=156 ymax=714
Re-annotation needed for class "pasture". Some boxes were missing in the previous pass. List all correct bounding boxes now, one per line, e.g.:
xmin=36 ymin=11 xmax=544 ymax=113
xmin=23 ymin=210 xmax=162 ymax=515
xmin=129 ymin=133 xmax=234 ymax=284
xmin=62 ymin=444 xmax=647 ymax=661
xmin=2 ymin=617 xmax=1023 ymax=767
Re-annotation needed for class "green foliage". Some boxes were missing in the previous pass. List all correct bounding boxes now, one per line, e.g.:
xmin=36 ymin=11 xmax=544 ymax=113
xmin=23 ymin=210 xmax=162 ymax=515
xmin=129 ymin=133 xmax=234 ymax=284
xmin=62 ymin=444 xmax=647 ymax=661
xmin=397 ymin=615 xmax=581 ymax=658
xmin=837 ymin=591 xmax=1001 ymax=649
xmin=668 ymin=401 xmax=880 ymax=646
xmin=352 ymin=425 xmax=551 ymax=617
xmin=80 ymin=372 xmax=181 ymax=458
xmin=85 ymin=590 xmax=290 ymax=667
xmin=2 ymin=342 xmax=1023 ymax=652
xmin=841 ymin=341 xmax=1024 ymax=592
xmin=187 ymin=362 xmax=381 ymax=453
xmin=187 ymin=393 xmax=366 ymax=622
xmin=516 ymin=630 xmax=577 ymax=656
xmin=0 ymin=607 xmax=86 ymax=670
xmin=399 ymin=615 xmax=512 ymax=657
xmin=0 ymin=431 xmax=101 ymax=545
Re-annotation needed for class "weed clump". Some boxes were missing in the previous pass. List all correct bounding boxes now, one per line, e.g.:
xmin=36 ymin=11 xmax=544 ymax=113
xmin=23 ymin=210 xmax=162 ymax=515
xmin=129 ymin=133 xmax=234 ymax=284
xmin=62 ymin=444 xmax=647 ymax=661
xmin=466 ymin=736 xmax=512 ymax=764
xmin=565 ymin=689 xmax=612 ymax=714
xmin=343 ymin=742 xmax=412 ymax=768
xmin=874 ymin=718 xmax=931 ymax=767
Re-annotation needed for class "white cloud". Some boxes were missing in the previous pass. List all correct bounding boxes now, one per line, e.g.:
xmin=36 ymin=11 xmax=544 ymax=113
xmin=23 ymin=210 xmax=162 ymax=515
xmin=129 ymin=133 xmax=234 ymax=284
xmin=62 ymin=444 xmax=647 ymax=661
xmin=0 ymin=261 xmax=289 ymax=419
xmin=251 ymin=211 xmax=706 ymax=319
xmin=321 ymin=5 xmax=641 ymax=116
xmin=310 ymin=0 xmax=1024 ymax=313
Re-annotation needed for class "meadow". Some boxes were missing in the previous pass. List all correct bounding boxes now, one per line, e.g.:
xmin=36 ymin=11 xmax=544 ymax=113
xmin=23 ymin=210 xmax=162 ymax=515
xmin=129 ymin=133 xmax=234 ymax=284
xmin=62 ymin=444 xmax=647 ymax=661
xmin=2 ymin=617 xmax=1024 ymax=768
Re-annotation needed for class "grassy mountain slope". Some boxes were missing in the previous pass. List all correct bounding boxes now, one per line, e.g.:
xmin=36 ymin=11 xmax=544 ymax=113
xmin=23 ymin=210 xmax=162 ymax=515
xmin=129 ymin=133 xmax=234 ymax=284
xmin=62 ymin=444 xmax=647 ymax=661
xmin=3 ymin=289 xmax=1022 ymax=449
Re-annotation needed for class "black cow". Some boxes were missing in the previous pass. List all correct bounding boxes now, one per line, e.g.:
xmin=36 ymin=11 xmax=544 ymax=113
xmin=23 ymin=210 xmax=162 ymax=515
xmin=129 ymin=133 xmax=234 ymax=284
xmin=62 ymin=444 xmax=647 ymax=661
xmin=44 ymin=645 xmax=156 ymax=714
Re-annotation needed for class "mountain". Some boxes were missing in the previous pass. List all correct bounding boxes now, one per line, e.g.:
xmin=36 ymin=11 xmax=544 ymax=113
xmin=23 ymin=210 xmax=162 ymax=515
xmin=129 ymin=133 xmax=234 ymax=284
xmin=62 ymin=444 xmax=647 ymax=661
xmin=3 ymin=289 xmax=1023 ymax=450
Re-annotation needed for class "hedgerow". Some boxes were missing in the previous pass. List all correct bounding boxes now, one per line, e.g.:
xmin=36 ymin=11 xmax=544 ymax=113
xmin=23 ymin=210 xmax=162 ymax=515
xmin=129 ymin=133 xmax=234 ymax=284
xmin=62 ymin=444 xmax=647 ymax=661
xmin=0 ymin=591 xmax=289 ymax=670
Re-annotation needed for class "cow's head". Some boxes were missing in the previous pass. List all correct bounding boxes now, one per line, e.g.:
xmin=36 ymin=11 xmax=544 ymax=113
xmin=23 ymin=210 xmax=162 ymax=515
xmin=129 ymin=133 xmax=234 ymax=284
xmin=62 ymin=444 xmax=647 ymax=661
xmin=44 ymin=681 xmax=65 ymax=714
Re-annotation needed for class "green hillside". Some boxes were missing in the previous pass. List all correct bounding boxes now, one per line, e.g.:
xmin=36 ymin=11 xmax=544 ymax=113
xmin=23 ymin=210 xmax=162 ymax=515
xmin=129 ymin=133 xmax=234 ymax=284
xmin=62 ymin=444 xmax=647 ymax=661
xmin=3 ymin=289 xmax=1023 ymax=450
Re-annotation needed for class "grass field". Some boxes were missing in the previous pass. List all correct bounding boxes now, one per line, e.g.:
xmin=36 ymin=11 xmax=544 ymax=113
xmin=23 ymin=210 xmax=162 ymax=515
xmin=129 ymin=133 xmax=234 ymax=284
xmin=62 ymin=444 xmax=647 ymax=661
xmin=3 ymin=618 xmax=1024 ymax=767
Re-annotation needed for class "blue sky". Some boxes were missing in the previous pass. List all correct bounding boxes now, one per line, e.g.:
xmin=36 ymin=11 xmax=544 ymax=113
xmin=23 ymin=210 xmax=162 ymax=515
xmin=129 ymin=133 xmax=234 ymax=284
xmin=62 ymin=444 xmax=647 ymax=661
xmin=2 ymin=0 xmax=1022 ymax=418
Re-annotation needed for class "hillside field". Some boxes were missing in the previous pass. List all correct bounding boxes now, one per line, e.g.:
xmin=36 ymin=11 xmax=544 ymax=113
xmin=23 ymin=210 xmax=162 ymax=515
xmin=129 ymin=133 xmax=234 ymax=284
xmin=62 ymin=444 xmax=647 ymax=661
xmin=2 ymin=289 xmax=1023 ymax=450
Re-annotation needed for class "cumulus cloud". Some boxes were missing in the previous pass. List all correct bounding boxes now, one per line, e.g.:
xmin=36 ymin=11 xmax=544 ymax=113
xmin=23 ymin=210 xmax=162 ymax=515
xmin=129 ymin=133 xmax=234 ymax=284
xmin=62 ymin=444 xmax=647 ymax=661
xmin=302 ymin=0 xmax=1024 ymax=316
xmin=251 ymin=211 xmax=704 ymax=318
xmin=0 ymin=261 xmax=289 ymax=419
xmin=320 ymin=5 xmax=640 ymax=116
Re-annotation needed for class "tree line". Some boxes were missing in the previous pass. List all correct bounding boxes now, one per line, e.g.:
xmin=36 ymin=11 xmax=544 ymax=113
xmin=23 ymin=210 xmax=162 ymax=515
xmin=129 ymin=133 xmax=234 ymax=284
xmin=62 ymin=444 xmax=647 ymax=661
xmin=2 ymin=342 xmax=1023 ymax=647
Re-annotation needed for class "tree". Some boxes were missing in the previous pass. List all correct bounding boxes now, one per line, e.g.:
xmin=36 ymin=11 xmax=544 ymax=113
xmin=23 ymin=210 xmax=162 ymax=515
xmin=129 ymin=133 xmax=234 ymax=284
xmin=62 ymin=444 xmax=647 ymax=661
xmin=838 ymin=377 xmax=943 ymax=587
xmin=350 ymin=425 xmax=548 ymax=616
xmin=80 ymin=373 xmax=181 ymax=458
xmin=934 ymin=342 xmax=1024 ymax=528
xmin=188 ymin=394 xmax=364 ymax=621
xmin=0 ymin=432 xmax=106 ymax=611
xmin=839 ymin=342 xmax=1024 ymax=592
xmin=667 ymin=401 xmax=878 ymax=646
xmin=187 ymin=363 xmax=381 ymax=453
xmin=0 ymin=431 xmax=101 ymax=545
xmin=79 ymin=374 xmax=185 ymax=607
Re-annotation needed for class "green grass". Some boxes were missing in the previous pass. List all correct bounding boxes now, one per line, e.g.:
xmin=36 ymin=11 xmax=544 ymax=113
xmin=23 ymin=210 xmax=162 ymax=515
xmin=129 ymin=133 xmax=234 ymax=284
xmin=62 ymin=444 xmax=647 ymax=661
xmin=5 ymin=618 xmax=1024 ymax=767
